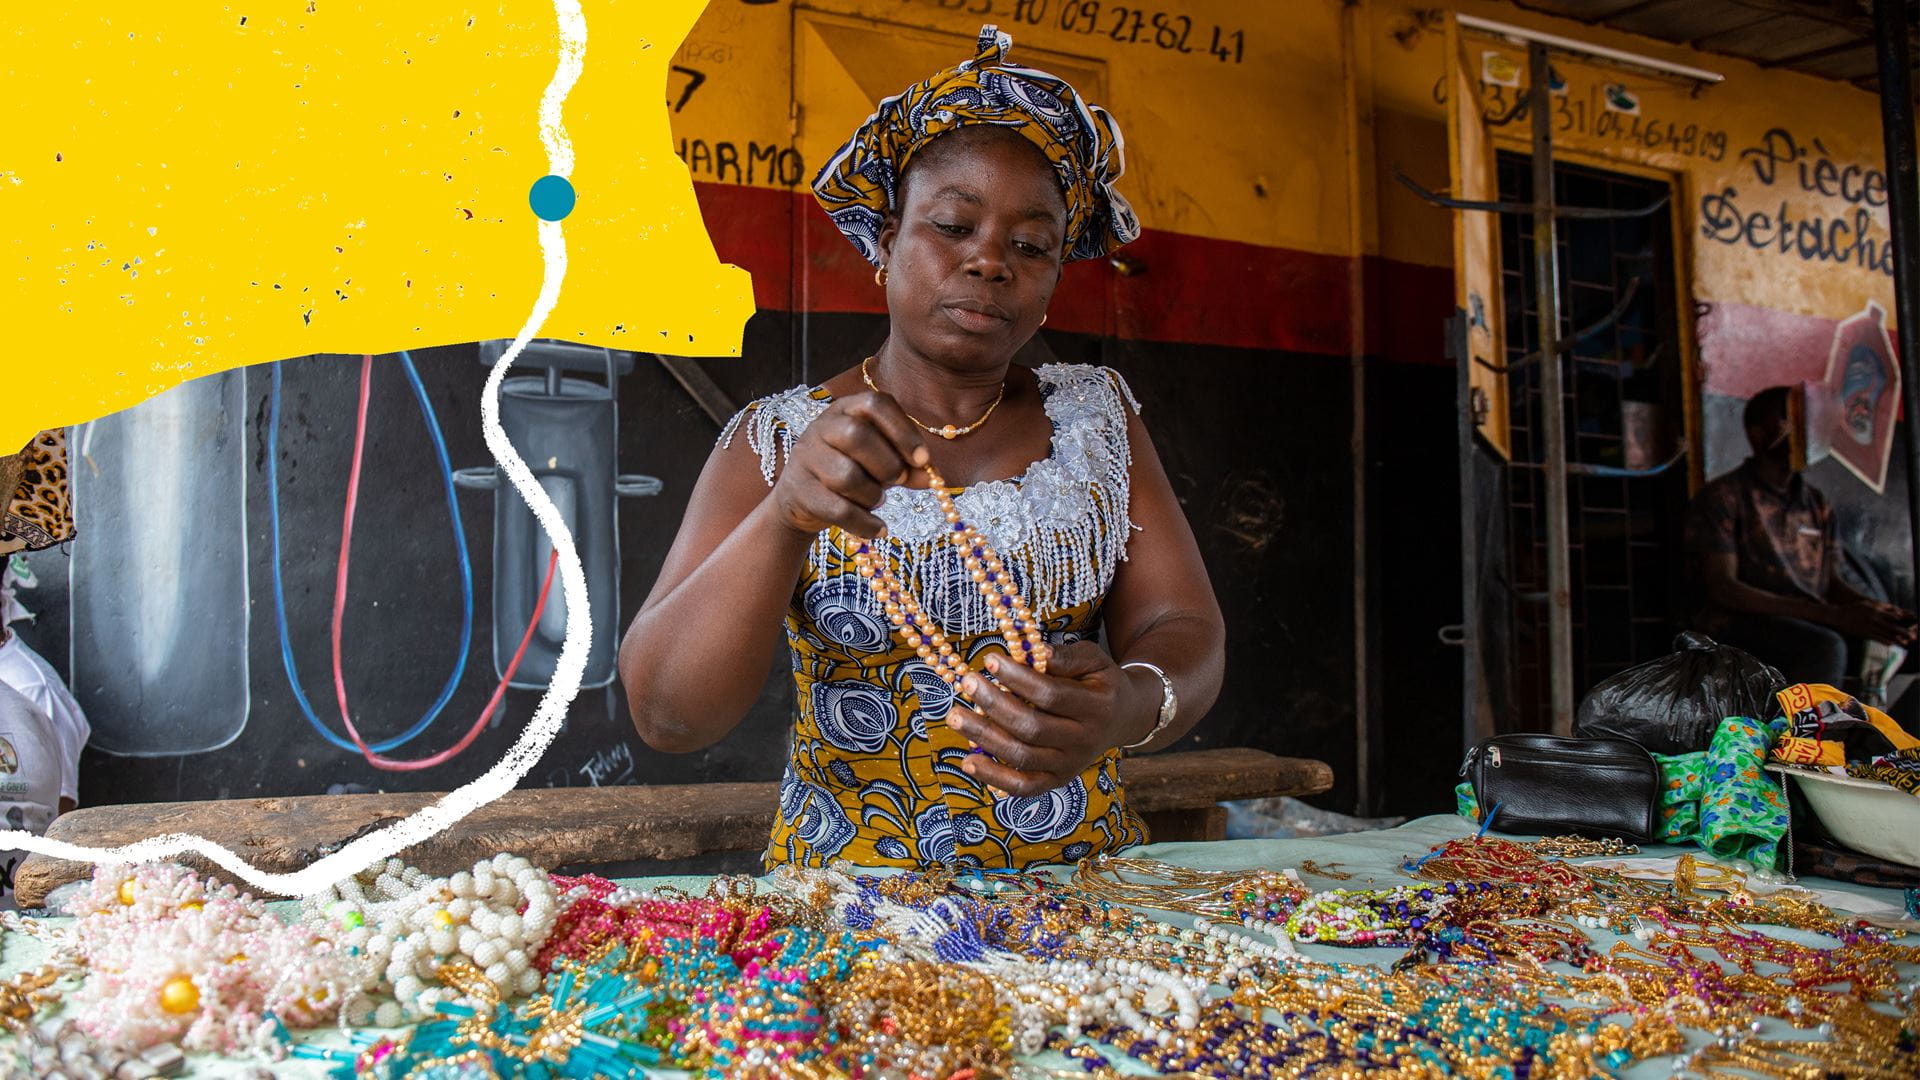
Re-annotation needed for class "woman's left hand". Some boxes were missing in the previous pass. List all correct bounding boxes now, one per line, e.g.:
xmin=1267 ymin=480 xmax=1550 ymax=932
xmin=948 ymin=641 xmax=1156 ymax=797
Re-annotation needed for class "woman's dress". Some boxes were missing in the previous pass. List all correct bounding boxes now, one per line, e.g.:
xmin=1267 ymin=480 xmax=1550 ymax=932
xmin=720 ymin=363 xmax=1151 ymax=869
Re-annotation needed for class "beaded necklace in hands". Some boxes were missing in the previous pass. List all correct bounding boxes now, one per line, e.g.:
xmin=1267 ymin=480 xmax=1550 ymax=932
xmin=852 ymin=464 xmax=1053 ymax=683
xmin=853 ymin=465 xmax=1053 ymax=796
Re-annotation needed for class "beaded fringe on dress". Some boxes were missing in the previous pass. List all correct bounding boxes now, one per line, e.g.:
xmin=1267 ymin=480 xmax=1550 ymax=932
xmin=718 ymin=364 xmax=1141 ymax=636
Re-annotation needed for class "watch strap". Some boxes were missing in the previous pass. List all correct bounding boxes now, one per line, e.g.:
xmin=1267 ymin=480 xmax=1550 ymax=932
xmin=1119 ymin=661 xmax=1176 ymax=751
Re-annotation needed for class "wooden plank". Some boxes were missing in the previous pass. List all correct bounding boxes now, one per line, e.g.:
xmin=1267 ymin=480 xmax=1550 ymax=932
xmin=1121 ymin=748 xmax=1332 ymax=810
xmin=654 ymin=354 xmax=740 ymax=428
xmin=15 ymin=782 xmax=778 ymax=907
xmin=16 ymin=748 xmax=1330 ymax=906
xmin=1139 ymin=806 xmax=1230 ymax=844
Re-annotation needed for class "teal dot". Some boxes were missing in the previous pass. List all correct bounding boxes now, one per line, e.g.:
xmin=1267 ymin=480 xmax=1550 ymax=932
xmin=528 ymin=174 xmax=576 ymax=221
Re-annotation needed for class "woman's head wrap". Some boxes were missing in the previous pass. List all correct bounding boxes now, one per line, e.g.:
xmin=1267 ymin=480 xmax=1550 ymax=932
xmin=812 ymin=25 xmax=1140 ymax=267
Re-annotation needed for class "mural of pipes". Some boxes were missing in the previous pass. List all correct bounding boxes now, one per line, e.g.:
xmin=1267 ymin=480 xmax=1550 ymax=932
xmin=68 ymin=369 xmax=251 ymax=756
xmin=18 ymin=343 xmax=691 ymax=799
xmin=457 ymin=342 xmax=661 ymax=691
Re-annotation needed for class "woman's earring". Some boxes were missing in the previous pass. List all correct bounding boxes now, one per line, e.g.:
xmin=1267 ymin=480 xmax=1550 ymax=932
xmin=874 ymin=264 xmax=889 ymax=287
xmin=1040 ymin=313 xmax=1048 ymax=326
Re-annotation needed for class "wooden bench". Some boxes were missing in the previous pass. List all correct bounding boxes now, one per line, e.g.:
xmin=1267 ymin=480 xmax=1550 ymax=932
xmin=15 ymin=748 xmax=1330 ymax=906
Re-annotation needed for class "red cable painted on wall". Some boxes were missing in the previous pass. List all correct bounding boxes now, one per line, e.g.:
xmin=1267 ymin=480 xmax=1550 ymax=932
xmin=331 ymin=354 xmax=560 ymax=771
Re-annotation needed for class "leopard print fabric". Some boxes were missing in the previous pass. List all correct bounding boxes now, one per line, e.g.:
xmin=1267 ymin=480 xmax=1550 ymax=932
xmin=1 ymin=430 xmax=74 ymax=555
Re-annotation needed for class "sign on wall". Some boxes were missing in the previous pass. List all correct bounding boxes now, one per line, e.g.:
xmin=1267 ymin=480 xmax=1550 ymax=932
xmin=1822 ymin=300 xmax=1902 ymax=494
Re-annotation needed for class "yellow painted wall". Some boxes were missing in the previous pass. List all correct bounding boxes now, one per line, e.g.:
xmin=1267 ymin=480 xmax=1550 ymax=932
xmin=1366 ymin=1 xmax=1899 ymax=322
xmin=3 ymin=0 xmax=754 ymax=449
xmin=665 ymin=0 xmax=794 ymax=186
xmin=668 ymin=0 xmax=1899 ymax=478
xmin=670 ymin=0 xmax=1360 ymax=255
xmin=673 ymin=1 xmax=1896 ymax=328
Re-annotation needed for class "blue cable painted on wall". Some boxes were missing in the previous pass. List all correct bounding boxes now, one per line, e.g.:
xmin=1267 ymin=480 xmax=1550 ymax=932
xmin=268 ymin=353 xmax=475 ymax=755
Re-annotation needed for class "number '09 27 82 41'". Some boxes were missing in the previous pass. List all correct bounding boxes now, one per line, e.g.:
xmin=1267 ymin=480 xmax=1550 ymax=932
xmin=905 ymin=0 xmax=1247 ymax=63
xmin=1054 ymin=0 xmax=1243 ymax=61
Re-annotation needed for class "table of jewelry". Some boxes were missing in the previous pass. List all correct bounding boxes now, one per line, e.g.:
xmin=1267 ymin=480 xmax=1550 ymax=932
xmin=2 ymin=816 xmax=1915 ymax=1079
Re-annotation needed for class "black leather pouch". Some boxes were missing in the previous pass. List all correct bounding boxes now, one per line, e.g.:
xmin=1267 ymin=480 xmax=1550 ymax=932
xmin=1461 ymin=734 xmax=1661 ymax=843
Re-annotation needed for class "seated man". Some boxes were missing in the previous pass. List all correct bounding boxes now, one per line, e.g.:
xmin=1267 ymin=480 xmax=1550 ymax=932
xmin=1685 ymin=386 xmax=1917 ymax=684
xmin=0 ymin=681 xmax=68 ymax=910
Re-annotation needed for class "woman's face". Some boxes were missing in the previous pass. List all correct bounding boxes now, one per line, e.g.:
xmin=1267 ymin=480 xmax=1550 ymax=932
xmin=876 ymin=130 xmax=1068 ymax=368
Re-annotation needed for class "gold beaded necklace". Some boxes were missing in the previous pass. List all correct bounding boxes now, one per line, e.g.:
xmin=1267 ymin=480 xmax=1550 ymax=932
xmin=851 ymin=464 xmax=1051 ymax=681
xmin=861 ymin=356 xmax=1006 ymax=440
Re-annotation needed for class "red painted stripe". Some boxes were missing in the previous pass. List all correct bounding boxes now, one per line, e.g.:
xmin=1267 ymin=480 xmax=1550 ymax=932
xmin=1366 ymin=258 xmax=1456 ymax=368
xmin=692 ymin=181 xmax=796 ymax=314
xmin=692 ymin=181 xmax=1451 ymax=359
xmin=1106 ymin=228 xmax=1352 ymax=356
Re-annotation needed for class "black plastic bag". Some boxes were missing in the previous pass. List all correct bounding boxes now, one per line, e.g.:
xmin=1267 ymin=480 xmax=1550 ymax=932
xmin=1574 ymin=632 xmax=1786 ymax=754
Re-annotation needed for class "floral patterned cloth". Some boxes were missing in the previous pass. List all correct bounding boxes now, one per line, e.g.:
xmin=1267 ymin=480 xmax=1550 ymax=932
xmin=1694 ymin=717 xmax=1791 ymax=865
xmin=1653 ymin=754 xmax=1704 ymax=842
xmin=1456 ymin=717 xmax=1791 ymax=867
xmin=721 ymin=364 xmax=1150 ymax=870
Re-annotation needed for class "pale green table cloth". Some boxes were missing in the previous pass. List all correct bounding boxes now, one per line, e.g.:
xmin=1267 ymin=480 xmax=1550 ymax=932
xmin=3 ymin=815 xmax=1913 ymax=1077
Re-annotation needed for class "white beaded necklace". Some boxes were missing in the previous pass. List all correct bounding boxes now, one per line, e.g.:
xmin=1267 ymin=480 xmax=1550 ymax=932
xmin=299 ymin=853 xmax=560 ymax=1026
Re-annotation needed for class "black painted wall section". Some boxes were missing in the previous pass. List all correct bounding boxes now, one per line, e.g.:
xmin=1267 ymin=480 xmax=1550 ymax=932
xmin=13 ymin=313 xmax=1381 ymax=816
xmin=1099 ymin=337 xmax=1360 ymax=812
xmin=1366 ymin=360 xmax=1470 ymax=816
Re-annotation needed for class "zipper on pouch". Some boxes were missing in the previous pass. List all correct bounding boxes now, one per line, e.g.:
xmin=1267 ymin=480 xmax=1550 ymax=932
xmin=1459 ymin=745 xmax=1503 ymax=776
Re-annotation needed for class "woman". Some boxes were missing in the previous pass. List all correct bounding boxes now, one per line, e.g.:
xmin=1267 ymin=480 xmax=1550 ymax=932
xmin=620 ymin=27 xmax=1224 ymax=869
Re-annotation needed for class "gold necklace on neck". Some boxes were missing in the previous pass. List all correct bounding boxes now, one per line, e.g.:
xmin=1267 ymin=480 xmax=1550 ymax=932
xmin=861 ymin=356 xmax=1006 ymax=440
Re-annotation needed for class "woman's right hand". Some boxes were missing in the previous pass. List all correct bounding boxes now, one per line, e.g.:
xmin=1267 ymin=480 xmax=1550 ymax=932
xmin=771 ymin=391 xmax=929 ymax=538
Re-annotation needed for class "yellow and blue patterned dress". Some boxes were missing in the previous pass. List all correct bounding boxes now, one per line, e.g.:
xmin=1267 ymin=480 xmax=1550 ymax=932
xmin=721 ymin=363 xmax=1151 ymax=869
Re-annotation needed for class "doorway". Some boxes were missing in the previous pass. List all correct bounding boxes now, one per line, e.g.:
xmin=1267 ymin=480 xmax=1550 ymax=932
xmin=1491 ymin=154 xmax=1692 ymax=731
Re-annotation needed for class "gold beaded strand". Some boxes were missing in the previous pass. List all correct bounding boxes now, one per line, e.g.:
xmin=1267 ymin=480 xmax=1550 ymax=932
xmin=852 ymin=465 xmax=1052 ymax=798
xmin=852 ymin=464 xmax=1052 ymax=679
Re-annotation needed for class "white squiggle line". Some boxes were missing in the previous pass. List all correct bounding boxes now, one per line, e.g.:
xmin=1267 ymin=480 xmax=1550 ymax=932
xmin=540 ymin=0 xmax=585 ymax=178
xmin=0 ymin=0 xmax=592 ymax=898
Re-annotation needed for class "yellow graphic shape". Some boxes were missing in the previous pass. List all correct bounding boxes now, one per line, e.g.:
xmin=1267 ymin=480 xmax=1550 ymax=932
xmin=1 ymin=2 xmax=752 ymax=451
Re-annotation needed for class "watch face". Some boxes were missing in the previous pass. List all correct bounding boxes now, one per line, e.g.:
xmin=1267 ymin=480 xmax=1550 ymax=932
xmin=1150 ymin=671 xmax=1176 ymax=723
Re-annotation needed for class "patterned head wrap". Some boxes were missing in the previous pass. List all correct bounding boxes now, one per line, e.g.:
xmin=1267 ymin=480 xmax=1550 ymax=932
xmin=812 ymin=25 xmax=1140 ymax=267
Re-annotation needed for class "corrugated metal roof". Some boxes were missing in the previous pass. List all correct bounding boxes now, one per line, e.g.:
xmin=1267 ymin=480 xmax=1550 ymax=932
xmin=1510 ymin=0 xmax=1912 ymax=93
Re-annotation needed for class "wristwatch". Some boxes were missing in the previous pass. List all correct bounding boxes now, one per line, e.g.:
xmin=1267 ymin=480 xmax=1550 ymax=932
xmin=1119 ymin=661 xmax=1177 ymax=752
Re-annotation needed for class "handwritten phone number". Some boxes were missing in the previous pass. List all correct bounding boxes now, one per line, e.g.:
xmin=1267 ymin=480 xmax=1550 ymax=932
xmin=1481 ymin=81 xmax=1728 ymax=162
xmin=902 ymin=0 xmax=1246 ymax=63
